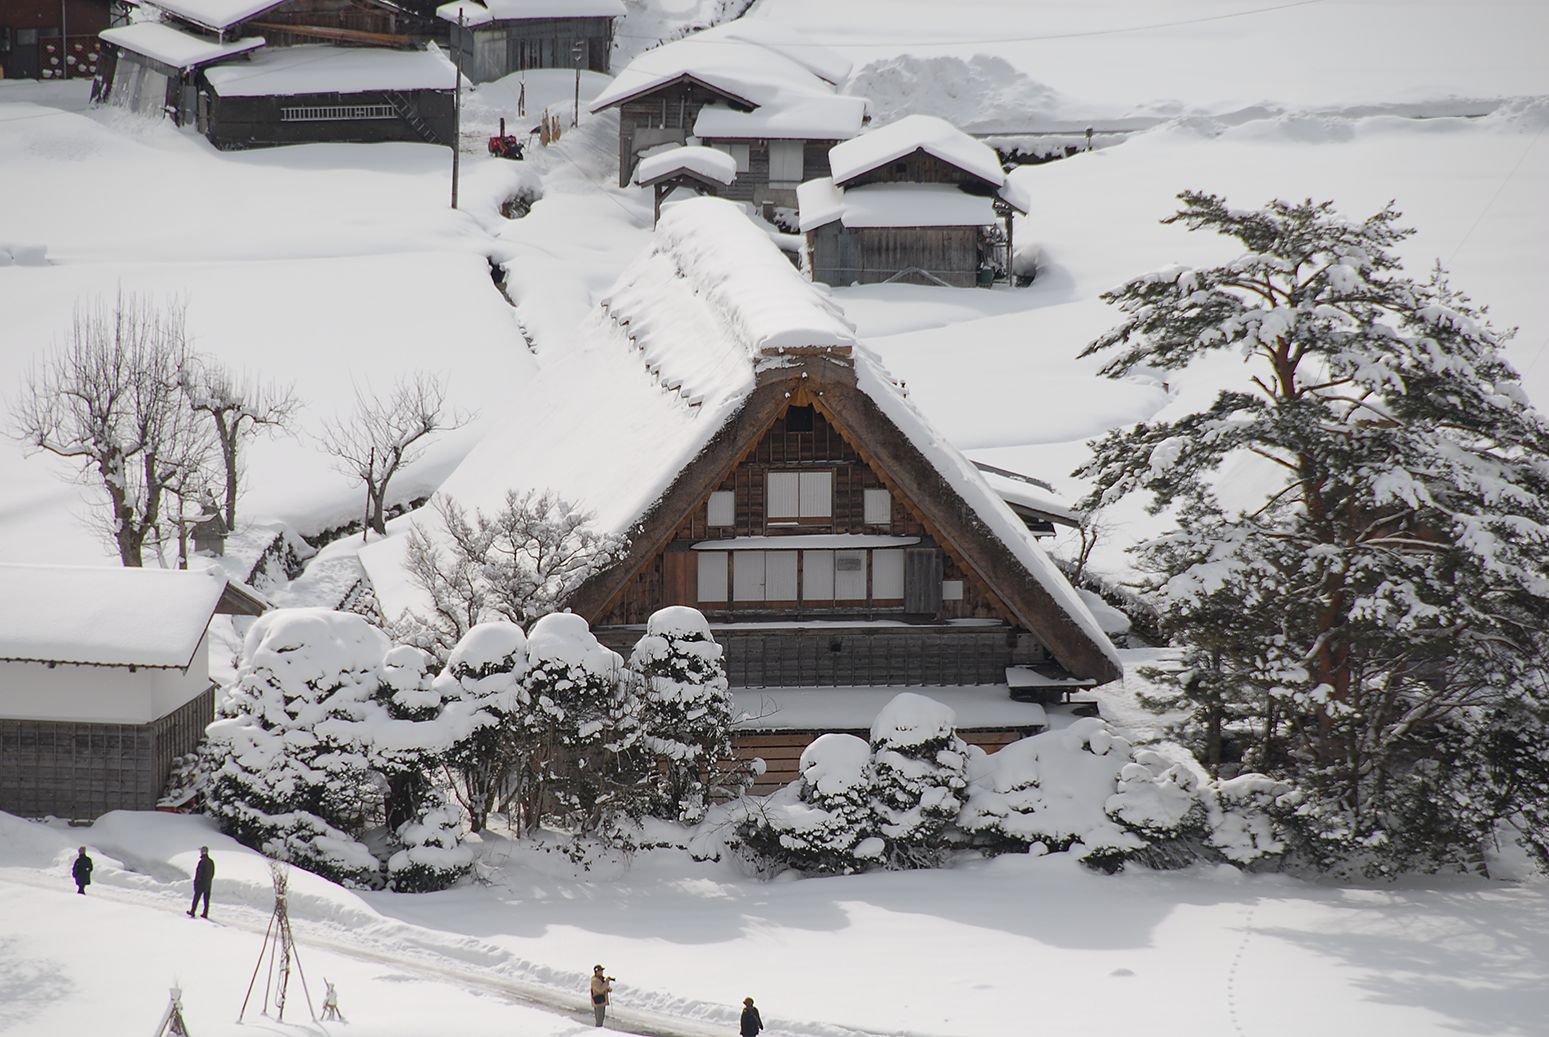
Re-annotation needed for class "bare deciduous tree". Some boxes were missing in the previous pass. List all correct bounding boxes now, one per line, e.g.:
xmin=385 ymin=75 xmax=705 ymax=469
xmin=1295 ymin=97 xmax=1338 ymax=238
xmin=397 ymin=490 xmax=628 ymax=656
xmin=182 ymin=358 xmax=299 ymax=532
xmin=11 ymin=293 xmax=211 ymax=566
xmin=319 ymin=374 xmax=467 ymax=538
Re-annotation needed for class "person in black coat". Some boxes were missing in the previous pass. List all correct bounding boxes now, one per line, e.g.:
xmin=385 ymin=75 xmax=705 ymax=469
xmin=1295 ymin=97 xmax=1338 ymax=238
xmin=187 ymin=846 xmax=214 ymax=918
xmin=740 ymin=997 xmax=763 ymax=1037
xmin=71 ymin=847 xmax=93 ymax=894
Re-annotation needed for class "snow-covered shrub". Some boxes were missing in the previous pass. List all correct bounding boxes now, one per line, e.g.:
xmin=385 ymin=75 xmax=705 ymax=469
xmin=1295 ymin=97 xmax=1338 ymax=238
xmin=375 ymin=644 xmax=446 ymax=830
xmin=867 ymin=693 xmax=970 ymax=869
xmin=630 ymin=606 xmax=747 ymax=823
xmin=737 ymin=733 xmax=882 ymax=875
xmin=958 ymin=717 xmax=1141 ymax=866
xmin=1098 ymin=748 xmax=1210 ymax=871
xmin=387 ymin=791 xmax=475 ymax=893
xmin=434 ymin=621 xmax=532 ymax=832
xmin=1204 ymin=773 xmax=1292 ymax=868
xmin=524 ymin=612 xmax=641 ymax=835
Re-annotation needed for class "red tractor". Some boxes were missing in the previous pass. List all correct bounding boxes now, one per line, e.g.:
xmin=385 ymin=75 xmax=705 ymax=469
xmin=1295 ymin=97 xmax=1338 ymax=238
xmin=487 ymin=117 xmax=525 ymax=160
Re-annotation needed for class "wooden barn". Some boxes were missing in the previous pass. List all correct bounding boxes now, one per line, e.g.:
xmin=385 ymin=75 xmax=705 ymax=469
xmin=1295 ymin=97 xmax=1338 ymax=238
xmin=588 ymin=24 xmax=867 ymax=208
xmin=436 ymin=0 xmax=623 ymax=82
xmin=798 ymin=114 xmax=1031 ymax=288
xmin=360 ymin=196 xmax=1120 ymax=792
xmin=95 ymin=0 xmax=459 ymax=148
xmin=0 ymin=565 xmax=267 ymax=820
xmin=633 ymin=144 xmax=737 ymax=223
xmin=1 ymin=0 xmax=112 ymax=80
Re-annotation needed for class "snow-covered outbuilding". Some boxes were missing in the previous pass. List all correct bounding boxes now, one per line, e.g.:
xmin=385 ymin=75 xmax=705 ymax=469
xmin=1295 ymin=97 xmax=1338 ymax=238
xmin=588 ymin=23 xmax=868 ymax=209
xmin=0 ymin=564 xmax=267 ymax=820
xmin=798 ymin=114 xmax=1029 ymax=288
xmin=436 ymin=0 xmax=623 ymax=82
xmin=95 ymin=0 xmax=460 ymax=149
xmin=361 ymin=197 xmax=1119 ymax=777
xmin=633 ymin=144 xmax=737 ymax=223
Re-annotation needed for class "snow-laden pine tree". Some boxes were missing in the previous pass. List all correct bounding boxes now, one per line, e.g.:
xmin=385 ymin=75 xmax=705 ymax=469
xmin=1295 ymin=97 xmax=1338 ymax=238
xmin=629 ymin=606 xmax=747 ymax=823
xmin=203 ymin=609 xmax=387 ymax=887
xmin=523 ymin=612 xmax=644 ymax=836
xmin=737 ymin=733 xmax=882 ymax=875
xmin=1080 ymin=192 xmax=1549 ymax=873
xmin=867 ymin=693 xmax=970 ymax=869
xmin=433 ymin=621 xmax=532 ymax=833
xmin=387 ymin=788 xmax=475 ymax=892
xmin=377 ymin=644 xmax=443 ymax=831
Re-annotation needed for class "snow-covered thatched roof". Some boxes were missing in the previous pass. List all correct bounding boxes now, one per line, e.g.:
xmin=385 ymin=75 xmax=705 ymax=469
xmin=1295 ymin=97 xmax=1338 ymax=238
xmin=360 ymin=197 xmax=1120 ymax=681
xmin=589 ymin=23 xmax=855 ymax=115
xmin=829 ymin=113 xmax=1006 ymax=187
xmin=0 ymin=564 xmax=232 ymax=668
xmin=99 ymin=23 xmax=265 ymax=71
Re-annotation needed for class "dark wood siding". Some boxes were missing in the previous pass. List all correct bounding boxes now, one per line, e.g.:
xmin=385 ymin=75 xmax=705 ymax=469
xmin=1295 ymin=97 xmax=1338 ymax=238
xmin=203 ymin=86 xmax=455 ymax=149
xmin=840 ymin=148 xmax=1001 ymax=191
xmin=809 ymin=225 xmax=983 ymax=288
xmin=735 ymin=726 xmax=1040 ymax=795
xmin=0 ymin=685 xmax=213 ymax=820
xmin=450 ymin=14 xmax=615 ymax=82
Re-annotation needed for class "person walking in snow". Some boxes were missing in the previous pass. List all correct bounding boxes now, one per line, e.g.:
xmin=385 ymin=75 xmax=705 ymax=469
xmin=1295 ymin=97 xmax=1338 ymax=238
xmin=740 ymin=997 xmax=763 ymax=1037
xmin=589 ymin=965 xmax=614 ymax=1027
xmin=187 ymin=846 xmax=214 ymax=918
xmin=71 ymin=847 xmax=93 ymax=894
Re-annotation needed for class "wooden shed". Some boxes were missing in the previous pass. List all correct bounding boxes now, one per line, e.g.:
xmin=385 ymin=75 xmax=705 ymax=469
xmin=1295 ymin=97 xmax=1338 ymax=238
xmin=633 ymin=144 xmax=737 ymax=223
xmin=95 ymin=0 xmax=458 ymax=148
xmin=0 ymin=565 xmax=267 ymax=820
xmin=437 ymin=0 xmax=623 ymax=82
xmin=1 ymin=0 xmax=111 ymax=80
xmin=798 ymin=114 xmax=1029 ymax=288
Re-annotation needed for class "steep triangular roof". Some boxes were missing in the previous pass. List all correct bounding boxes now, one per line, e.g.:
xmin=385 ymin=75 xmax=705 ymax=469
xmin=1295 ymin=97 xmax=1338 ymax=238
xmin=360 ymin=197 xmax=1119 ymax=683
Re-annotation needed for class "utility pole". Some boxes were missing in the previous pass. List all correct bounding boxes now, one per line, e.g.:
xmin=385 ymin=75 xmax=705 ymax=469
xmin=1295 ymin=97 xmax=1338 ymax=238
xmin=451 ymin=9 xmax=464 ymax=209
xmin=60 ymin=0 xmax=69 ymax=80
xmin=572 ymin=39 xmax=584 ymax=128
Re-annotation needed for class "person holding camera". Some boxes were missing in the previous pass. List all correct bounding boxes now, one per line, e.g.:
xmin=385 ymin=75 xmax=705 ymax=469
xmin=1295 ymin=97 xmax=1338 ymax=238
xmin=590 ymin=965 xmax=615 ymax=1027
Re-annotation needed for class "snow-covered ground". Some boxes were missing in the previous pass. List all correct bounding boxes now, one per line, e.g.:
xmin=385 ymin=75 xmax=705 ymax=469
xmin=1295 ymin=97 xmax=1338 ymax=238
xmin=3 ymin=799 xmax=1546 ymax=1037
xmin=3 ymin=0 xmax=1548 ymax=1033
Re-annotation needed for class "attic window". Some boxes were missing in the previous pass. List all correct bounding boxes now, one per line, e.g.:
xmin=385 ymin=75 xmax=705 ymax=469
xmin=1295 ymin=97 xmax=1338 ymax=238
xmin=767 ymin=470 xmax=832 ymax=523
xmin=707 ymin=490 xmax=735 ymax=527
xmin=784 ymin=405 xmax=815 ymax=433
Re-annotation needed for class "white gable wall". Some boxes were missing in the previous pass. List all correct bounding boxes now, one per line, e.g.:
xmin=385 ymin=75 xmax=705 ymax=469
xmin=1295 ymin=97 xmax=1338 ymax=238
xmin=0 ymin=632 xmax=213 ymax=725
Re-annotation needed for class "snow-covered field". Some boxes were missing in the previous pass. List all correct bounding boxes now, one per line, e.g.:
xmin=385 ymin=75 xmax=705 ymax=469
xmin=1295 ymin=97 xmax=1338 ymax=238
xmin=2 ymin=0 xmax=1548 ymax=1033
xmin=5 ymin=803 xmax=1548 ymax=1037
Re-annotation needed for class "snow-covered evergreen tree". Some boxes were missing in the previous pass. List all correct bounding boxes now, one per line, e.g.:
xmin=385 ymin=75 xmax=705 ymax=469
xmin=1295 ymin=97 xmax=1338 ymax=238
xmin=523 ymin=612 xmax=643 ymax=836
xmin=629 ymin=606 xmax=747 ymax=823
xmin=1079 ymin=192 xmax=1549 ymax=874
xmin=386 ymin=789 xmax=475 ymax=892
xmin=434 ymin=621 xmax=532 ymax=833
xmin=376 ymin=644 xmax=443 ymax=831
xmin=737 ymin=733 xmax=882 ymax=875
xmin=867 ymin=693 xmax=969 ymax=869
xmin=203 ymin=609 xmax=387 ymax=887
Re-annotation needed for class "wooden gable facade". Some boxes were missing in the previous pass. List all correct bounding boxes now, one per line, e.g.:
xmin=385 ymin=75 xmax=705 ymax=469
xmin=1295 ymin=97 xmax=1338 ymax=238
xmin=608 ymin=76 xmax=750 ymax=186
xmin=574 ymin=350 xmax=1121 ymax=691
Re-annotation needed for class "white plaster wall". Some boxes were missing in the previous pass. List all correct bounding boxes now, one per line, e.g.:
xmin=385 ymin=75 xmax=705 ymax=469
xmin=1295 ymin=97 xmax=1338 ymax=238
xmin=0 ymin=631 xmax=212 ymax=724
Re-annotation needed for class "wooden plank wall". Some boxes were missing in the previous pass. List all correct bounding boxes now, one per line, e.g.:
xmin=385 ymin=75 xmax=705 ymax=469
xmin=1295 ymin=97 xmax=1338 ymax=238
xmin=736 ymin=725 xmax=1033 ymax=795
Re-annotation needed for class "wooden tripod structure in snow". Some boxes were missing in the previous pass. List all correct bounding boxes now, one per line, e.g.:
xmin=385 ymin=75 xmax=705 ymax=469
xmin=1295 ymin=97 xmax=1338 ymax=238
xmin=153 ymin=985 xmax=192 ymax=1036
xmin=239 ymin=861 xmax=316 ymax=1023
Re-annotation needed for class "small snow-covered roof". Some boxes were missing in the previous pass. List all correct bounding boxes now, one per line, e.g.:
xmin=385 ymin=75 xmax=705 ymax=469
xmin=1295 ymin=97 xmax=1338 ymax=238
xmin=145 ymin=0 xmax=289 ymax=32
xmin=634 ymin=145 xmax=738 ymax=187
xmin=798 ymin=180 xmax=999 ymax=232
xmin=437 ymin=0 xmax=623 ymax=25
xmin=693 ymin=96 xmax=866 ymax=141
xmin=0 ymin=565 xmax=230 ymax=668
xmin=206 ymin=45 xmax=464 ymax=97
xmin=99 ymin=23 xmax=264 ymax=71
xmin=590 ymin=23 xmax=852 ymax=115
xmin=829 ymin=114 xmax=1005 ymax=188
